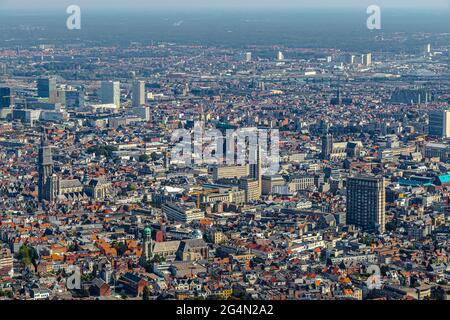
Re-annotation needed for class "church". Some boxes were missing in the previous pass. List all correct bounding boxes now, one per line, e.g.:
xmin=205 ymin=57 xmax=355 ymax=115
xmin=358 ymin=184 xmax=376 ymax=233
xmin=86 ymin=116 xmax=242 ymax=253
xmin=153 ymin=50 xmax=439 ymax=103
xmin=38 ymin=132 xmax=112 ymax=202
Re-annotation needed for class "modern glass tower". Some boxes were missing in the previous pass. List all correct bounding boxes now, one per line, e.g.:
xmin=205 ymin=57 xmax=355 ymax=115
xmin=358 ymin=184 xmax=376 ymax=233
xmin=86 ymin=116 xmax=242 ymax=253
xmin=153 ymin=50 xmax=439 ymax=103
xmin=37 ymin=77 xmax=57 ymax=101
xmin=132 ymin=80 xmax=145 ymax=107
xmin=101 ymin=81 xmax=120 ymax=108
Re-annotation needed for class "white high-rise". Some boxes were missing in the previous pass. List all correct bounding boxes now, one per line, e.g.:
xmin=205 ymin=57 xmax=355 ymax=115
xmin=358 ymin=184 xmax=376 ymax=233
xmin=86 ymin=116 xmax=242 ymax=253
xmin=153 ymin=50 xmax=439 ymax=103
xmin=245 ymin=52 xmax=252 ymax=62
xmin=362 ymin=53 xmax=372 ymax=66
xmin=346 ymin=54 xmax=356 ymax=65
xmin=277 ymin=51 xmax=284 ymax=61
xmin=101 ymin=81 xmax=120 ymax=108
xmin=429 ymin=110 xmax=450 ymax=138
xmin=132 ymin=80 xmax=145 ymax=107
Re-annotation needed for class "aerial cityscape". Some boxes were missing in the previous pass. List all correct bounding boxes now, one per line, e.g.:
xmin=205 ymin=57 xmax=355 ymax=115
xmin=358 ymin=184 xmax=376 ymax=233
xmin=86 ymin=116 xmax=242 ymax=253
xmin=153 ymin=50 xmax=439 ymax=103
xmin=1 ymin=0 xmax=450 ymax=303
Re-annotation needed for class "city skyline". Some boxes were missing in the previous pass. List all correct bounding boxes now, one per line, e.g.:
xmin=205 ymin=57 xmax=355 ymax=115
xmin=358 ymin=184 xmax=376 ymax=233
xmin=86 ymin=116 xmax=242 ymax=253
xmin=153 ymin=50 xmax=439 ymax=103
xmin=0 ymin=0 xmax=449 ymax=307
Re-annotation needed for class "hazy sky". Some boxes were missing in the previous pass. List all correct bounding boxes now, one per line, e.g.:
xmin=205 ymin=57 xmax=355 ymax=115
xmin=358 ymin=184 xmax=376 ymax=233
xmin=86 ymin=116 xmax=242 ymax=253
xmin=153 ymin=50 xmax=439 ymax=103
xmin=2 ymin=0 xmax=449 ymax=9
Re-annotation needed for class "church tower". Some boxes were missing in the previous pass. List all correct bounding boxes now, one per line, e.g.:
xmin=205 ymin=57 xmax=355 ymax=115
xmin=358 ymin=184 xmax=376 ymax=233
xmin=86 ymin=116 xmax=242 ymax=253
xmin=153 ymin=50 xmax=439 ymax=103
xmin=38 ymin=129 xmax=54 ymax=202
xmin=140 ymin=226 xmax=153 ymax=267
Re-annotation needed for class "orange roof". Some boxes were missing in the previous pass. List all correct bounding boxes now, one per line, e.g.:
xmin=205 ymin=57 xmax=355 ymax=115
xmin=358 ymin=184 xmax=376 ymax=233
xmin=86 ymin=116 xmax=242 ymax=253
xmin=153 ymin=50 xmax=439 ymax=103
xmin=344 ymin=289 xmax=353 ymax=295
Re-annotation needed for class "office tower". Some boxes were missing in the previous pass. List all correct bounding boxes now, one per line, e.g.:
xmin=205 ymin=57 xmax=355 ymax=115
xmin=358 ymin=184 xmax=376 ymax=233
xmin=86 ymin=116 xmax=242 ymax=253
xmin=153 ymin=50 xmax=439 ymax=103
xmin=101 ymin=81 xmax=120 ymax=108
xmin=426 ymin=43 xmax=431 ymax=56
xmin=346 ymin=176 xmax=386 ymax=233
xmin=362 ymin=53 xmax=372 ymax=66
xmin=239 ymin=178 xmax=261 ymax=203
xmin=429 ymin=110 xmax=450 ymax=138
xmin=56 ymin=89 xmax=66 ymax=105
xmin=0 ymin=87 xmax=13 ymax=108
xmin=38 ymin=130 xmax=54 ymax=202
xmin=277 ymin=51 xmax=284 ymax=61
xmin=321 ymin=133 xmax=333 ymax=160
xmin=37 ymin=76 xmax=57 ymax=101
xmin=132 ymin=80 xmax=145 ymax=107
xmin=249 ymin=145 xmax=262 ymax=194
xmin=366 ymin=53 xmax=372 ymax=65
xmin=65 ymin=89 xmax=85 ymax=109
xmin=346 ymin=54 xmax=356 ymax=65
xmin=245 ymin=52 xmax=252 ymax=62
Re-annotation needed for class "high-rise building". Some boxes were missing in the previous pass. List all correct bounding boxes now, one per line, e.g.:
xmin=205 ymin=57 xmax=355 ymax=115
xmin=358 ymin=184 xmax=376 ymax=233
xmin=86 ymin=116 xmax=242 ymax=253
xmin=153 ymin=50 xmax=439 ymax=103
xmin=132 ymin=80 xmax=145 ymax=107
xmin=101 ymin=81 xmax=120 ymax=108
xmin=239 ymin=177 xmax=261 ymax=203
xmin=56 ymin=89 xmax=66 ymax=105
xmin=245 ymin=52 xmax=252 ymax=62
xmin=37 ymin=77 xmax=57 ymax=102
xmin=65 ymin=88 xmax=85 ymax=109
xmin=277 ymin=51 xmax=284 ymax=61
xmin=249 ymin=145 xmax=262 ymax=193
xmin=38 ymin=130 xmax=54 ymax=202
xmin=429 ymin=110 xmax=450 ymax=138
xmin=346 ymin=54 xmax=356 ymax=65
xmin=0 ymin=87 xmax=13 ymax=108
xmin=346 ymin=176 xmax=386 ymax=233
xmin=321 ymin=133 xmax=333 ymax=160
xmin=362 ymin=53 xmax=372 ymax=66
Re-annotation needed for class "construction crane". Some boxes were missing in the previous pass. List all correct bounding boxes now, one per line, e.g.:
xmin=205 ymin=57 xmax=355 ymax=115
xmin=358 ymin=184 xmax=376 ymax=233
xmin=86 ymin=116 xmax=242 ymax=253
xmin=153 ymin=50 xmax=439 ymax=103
xmin=188 ymin=188 xmax=220 ymax=209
